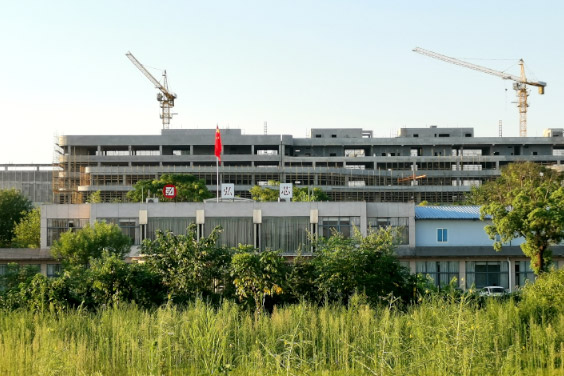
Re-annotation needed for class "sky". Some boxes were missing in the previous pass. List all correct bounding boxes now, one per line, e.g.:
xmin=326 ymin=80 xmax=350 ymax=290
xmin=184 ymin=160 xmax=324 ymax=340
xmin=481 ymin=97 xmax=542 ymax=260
xmin=1 ymin=1 xmax=563 ymax=163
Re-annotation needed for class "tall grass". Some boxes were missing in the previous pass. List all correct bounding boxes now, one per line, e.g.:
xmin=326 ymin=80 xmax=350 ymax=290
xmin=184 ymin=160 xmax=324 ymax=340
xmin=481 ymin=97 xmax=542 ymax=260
xmin=0 ymin=297 xmax=562 ymax=375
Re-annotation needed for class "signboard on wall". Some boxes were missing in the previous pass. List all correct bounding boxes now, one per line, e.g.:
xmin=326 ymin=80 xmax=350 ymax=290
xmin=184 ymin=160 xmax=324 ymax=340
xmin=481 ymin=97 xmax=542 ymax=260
xmin=221 ymin=183 xmax=235 ymax=199
xmin=163 ymin=184 xmax=177 ymax=199
xmin=279 ymin=183 xmax=293 ymax=200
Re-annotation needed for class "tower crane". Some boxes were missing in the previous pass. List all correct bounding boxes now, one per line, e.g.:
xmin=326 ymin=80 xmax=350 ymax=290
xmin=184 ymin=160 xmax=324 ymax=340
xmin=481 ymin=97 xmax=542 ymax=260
xmin=413 ymin=47 xmax=546 ymax=137
xmin=126 ymin=51 xmax=177 ymax=129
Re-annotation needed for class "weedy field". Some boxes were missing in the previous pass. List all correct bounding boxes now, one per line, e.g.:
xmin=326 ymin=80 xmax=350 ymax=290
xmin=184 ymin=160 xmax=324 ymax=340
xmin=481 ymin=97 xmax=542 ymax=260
xmin=0 ymin=296 xmax=562 ymax=375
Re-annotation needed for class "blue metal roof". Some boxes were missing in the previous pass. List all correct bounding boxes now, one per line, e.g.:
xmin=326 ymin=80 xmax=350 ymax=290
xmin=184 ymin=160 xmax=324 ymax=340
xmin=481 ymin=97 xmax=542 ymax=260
xmin=415 ymin=206 xmax=482 ymax=220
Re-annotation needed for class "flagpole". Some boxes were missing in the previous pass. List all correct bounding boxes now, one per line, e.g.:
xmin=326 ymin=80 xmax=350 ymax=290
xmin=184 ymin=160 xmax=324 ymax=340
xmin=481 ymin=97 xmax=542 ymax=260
xmin=215 ymin=125 xmax=222 ymax=203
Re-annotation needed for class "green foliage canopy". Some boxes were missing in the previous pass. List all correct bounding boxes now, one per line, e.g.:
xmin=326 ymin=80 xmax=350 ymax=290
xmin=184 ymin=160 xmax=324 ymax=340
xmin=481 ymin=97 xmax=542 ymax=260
xmin=230 ymin=246 xmax=287 ymax=314
xmin=127 ymin=174 xmax=213 ymax=202
xmin=51 ymin=221 xmax=132 ymax=266
xmin=519 ymin=267 xmax=564 ymax=321
xmin=0 ymin=189 xmax=33 ymax=247
xmin=249 ymin=181 xmax=328 ymax=202
xmin=142 ymin=224 xmax=232 ymax=303
xmin=312 ymin=228 xmax=413 ymax=305
xmin=11 ymin=207 xmax=40 ymax=248
xmin=88 ymin=251 xmax=165 ymax=307
xmin=471 ymin=162 xmax=564 ymax=274
xmin=86 ymin=190 xmax=102 ymax=203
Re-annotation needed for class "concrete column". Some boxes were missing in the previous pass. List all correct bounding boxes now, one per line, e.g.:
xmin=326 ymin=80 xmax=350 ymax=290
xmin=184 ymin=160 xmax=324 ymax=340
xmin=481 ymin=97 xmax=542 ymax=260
xmin=459 ymin=261 xmax=466 ymax=290
xmin=359 ymin=203 xmax=368 ymax=237
xmin=408 ymin=215 xmax=416 ymax=248
xmin=40 ymin=204 xmax=48 ymax=248
xmin=507 ymin=258 xmax=514 ymax=292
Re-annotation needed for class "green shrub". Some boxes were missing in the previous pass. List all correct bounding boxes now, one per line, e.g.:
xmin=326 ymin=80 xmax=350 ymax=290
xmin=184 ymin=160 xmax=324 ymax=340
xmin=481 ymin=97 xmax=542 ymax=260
xmin=519 ymin=267 xmax=564 ymax=321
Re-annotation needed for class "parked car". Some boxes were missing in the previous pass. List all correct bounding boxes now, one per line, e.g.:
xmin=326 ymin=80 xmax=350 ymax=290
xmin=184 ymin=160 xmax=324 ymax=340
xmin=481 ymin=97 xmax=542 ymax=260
xmin=479 ymin=286 xmax=507 ymax=297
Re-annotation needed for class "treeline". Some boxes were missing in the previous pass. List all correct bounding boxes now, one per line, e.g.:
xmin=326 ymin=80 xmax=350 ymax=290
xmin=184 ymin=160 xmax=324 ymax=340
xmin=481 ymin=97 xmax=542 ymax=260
xmin=0 ymin=222 xmax=417 ymax=312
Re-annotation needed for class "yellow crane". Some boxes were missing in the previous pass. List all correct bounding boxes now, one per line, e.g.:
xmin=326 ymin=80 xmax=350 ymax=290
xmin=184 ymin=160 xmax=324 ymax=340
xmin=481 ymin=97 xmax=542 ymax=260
xmin=413 ymin=47 xmax=546 ymax=137
xmin=126 ymin=51 xmax=177 ymax=129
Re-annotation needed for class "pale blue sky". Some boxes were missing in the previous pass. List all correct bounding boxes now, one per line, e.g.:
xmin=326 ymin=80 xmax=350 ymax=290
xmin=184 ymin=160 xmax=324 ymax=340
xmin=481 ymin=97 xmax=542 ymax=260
xmin=1 ymin=1 xmax=563 ymax=163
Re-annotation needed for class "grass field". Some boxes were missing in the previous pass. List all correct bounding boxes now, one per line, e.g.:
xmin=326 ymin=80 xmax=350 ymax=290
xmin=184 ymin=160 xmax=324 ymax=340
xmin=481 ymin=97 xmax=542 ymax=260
xmin=0 ymin=297 xmax=562 ymax=375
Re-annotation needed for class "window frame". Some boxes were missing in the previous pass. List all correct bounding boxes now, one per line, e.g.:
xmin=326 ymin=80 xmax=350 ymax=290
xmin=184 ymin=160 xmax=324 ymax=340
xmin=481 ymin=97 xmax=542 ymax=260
xmin=437 ymin=228 xmax=448 ymax=243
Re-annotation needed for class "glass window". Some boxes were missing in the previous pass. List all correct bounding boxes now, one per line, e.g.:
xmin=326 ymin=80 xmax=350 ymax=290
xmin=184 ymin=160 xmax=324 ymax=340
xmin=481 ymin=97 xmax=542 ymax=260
xmin=47 ymin=218 xmax=89 ymax=246
xmin=466 ymin=261 xmax=509 ymax=289
xmin=416 ymin=261 xmax=459 ymax=287
xmin=100 ymin=218 xmax=138 ymax=244
xmin=205 ymin=217 xmax=253 ymax=248
xmin=437 ymin=228 xmax=448 ymax=243
xmin=47 ymin=264 xmax=62 ymax=278
xmin=368 ymin=217 xmax=409 ymax=245
xmin=319 ymin=217 xmax=360 ymax=238
xmin=261 ymin=217 xmax=310 ymax=254
xmin=515 ymin=261 xmax=536 ymax=287
xmin=0 ymin=264 xmax=6 ymax=276
xmin=147 ymin=217 xmax=195 ymax=241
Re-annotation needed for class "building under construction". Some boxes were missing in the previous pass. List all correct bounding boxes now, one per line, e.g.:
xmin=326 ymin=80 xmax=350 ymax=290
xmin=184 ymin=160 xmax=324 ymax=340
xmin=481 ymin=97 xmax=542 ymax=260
xmin=53 ymin=126 xmax=564 ymax=204
xmin=0 ymin=164 xmax=56 ymax=204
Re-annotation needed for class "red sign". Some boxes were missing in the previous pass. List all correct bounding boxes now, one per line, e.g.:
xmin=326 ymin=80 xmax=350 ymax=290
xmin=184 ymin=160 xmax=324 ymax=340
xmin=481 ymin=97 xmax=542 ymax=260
xmin=163 ymin=184 xmax=177 ymax=199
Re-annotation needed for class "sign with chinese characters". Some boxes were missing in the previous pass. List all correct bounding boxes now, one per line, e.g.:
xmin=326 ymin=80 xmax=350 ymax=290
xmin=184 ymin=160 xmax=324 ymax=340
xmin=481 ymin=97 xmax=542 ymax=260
xmin=279 ymin=183 xmax=293 ymax=200
xmin=162 ymin=184 xmax=177 ymax=199
xmin=221 ymin=183 xmax=235 ymax=199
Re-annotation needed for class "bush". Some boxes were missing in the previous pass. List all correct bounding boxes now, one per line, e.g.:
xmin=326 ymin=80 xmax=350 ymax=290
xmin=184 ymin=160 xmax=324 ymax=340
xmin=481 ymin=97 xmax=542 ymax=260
xmin=519 ymin=268 xmax=564 ymax=321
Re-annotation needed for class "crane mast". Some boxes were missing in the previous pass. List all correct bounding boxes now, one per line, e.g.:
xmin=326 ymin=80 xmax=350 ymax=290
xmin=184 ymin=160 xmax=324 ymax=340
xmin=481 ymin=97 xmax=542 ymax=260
xmin=126 ymin=51 xmax=177 ymax=129
xmin=413 ymin=47 xmax=546 ymax=137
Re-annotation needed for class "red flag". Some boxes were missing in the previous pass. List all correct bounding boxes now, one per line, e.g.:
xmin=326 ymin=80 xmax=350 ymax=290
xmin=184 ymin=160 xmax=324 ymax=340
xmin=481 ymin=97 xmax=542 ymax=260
xmin=214 ymin=125 xmax=222 ymax=162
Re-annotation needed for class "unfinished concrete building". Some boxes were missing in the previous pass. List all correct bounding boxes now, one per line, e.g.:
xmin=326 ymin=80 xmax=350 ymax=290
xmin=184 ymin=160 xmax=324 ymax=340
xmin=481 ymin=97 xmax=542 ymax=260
xmin=53 ymin=126 xmax=564 ymax=204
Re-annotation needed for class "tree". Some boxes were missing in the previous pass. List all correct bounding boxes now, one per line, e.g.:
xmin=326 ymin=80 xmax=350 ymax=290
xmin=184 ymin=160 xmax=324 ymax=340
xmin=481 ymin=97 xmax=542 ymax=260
xmin=0 ymin=189 xmax=33 ymax=247
xmin=249 ymin=180 xmax=328 ymax=202
xmin=11 ymin=208 xmax=40 ymax=248
xmin=88 ymin=251 xmax=166 ymax=307
xmin=312 ymin=228 xmax=412 ymax=305
xmin=127 ymin=174 xmax=213 ymax=202
xmin=292 ymin=187 xmax=329 ymax=202
xmin=471 ymin=162 xmax=564 ymax=274
xmin=249 ymin=181 xmax=280 ymax=202
xmin=142 ymin=224 xmax=232 ymax=303
xmin=230 ymin=246 xmax=287 ymax=314
xmin=0 ymin=263 xmax=41 ymax=309
xmin=86 ymin=190 xmax=102 ymax=203
xmin=51 ymin=221 xmax=132 ymax=266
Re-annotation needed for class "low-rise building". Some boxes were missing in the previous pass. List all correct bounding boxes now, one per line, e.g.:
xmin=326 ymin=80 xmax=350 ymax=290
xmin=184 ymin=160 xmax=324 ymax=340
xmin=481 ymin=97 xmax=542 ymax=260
xmin=29 ymin=202 xmax=564 ymax=291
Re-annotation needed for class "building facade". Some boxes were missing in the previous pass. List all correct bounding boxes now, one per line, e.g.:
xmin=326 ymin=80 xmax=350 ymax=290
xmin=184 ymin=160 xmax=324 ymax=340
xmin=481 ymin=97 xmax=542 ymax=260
xmin=0 ymin=164 xmax=55 ymax=204
xmin=31 ymin=202 xmax=564 ymax=291
xmin=53 ymin=126 xmax=564 ymax=204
